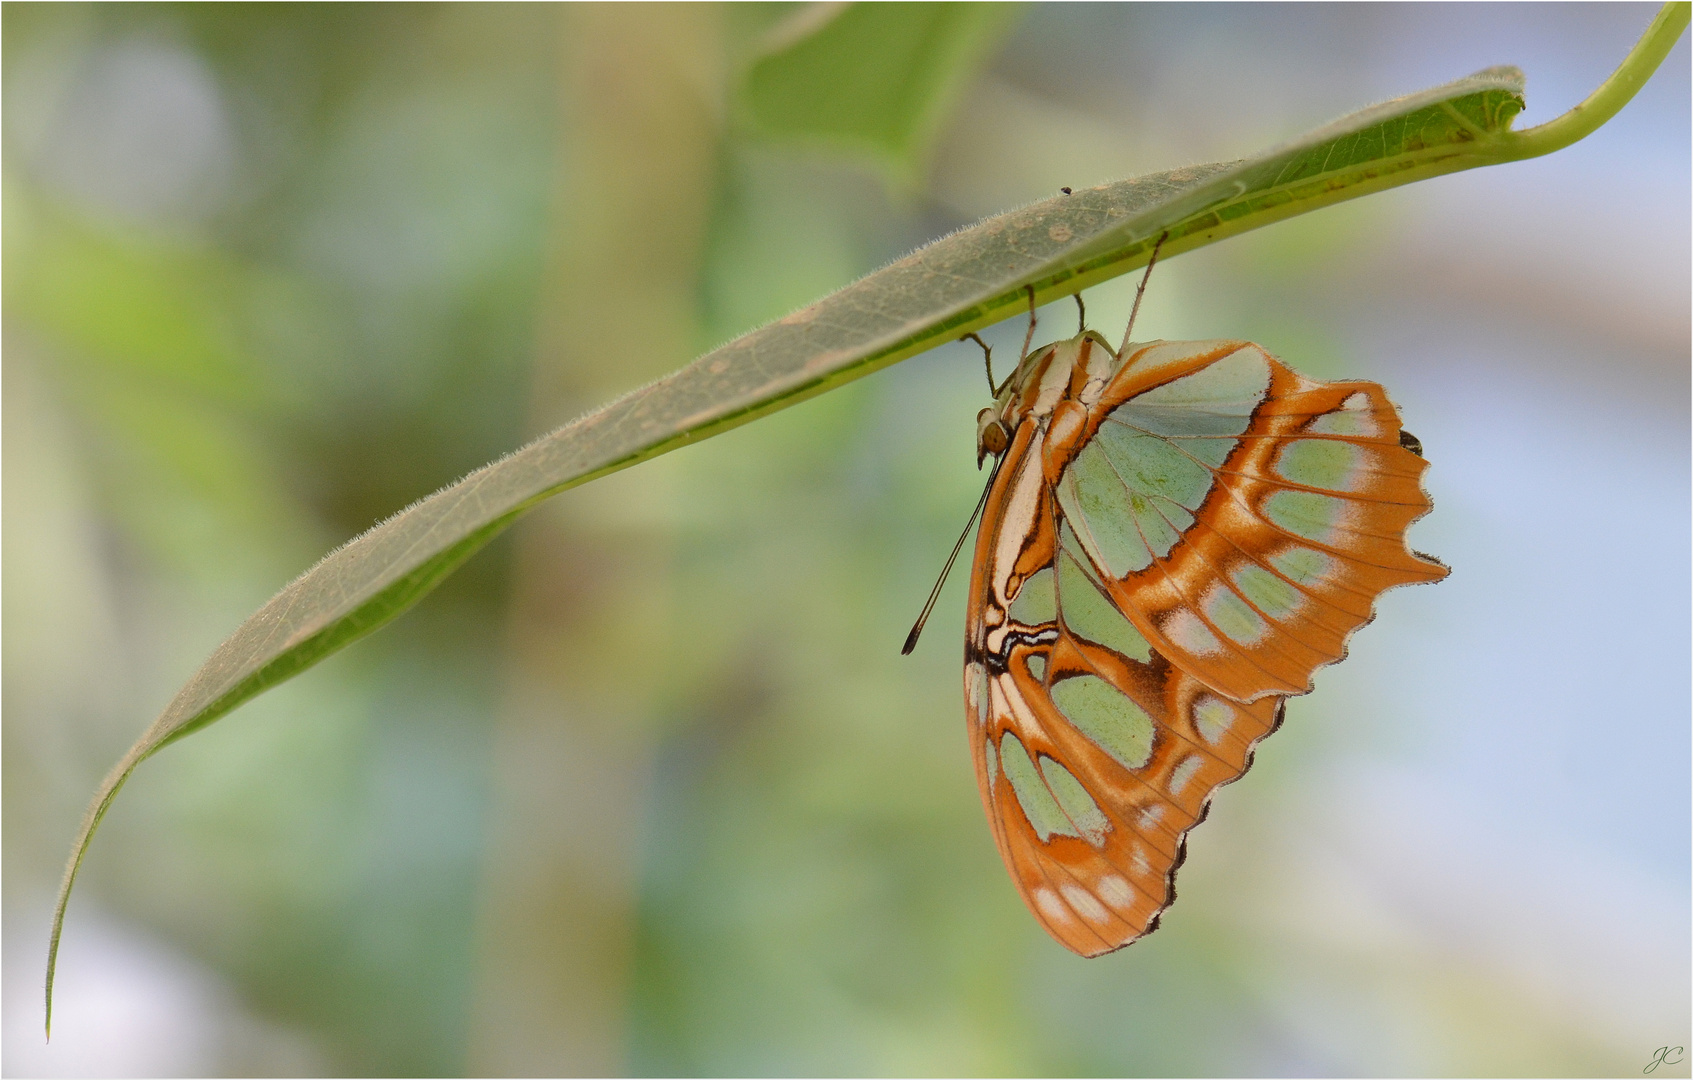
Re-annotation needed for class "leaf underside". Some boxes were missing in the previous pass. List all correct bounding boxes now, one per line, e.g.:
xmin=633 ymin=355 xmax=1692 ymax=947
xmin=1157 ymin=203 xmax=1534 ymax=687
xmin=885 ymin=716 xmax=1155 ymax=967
xmin=46 ymin=0 xmax=1692 ymax=1034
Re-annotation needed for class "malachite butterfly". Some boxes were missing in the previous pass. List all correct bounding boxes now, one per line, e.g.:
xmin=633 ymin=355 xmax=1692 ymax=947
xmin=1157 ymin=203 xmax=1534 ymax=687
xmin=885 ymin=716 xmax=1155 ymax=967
xmin=935 ymin=268 xmax=1447 ymax=957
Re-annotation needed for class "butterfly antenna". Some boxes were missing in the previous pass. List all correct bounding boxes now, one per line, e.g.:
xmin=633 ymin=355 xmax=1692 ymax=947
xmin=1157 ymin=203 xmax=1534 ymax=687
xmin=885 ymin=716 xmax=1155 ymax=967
xmin=902 ymin=465 xmax=998 ymax=655
xmin=1074 ymin=292 xmax=1086 ymax=333
xmin=1119 ymin=231 xmax=1168 ymax=357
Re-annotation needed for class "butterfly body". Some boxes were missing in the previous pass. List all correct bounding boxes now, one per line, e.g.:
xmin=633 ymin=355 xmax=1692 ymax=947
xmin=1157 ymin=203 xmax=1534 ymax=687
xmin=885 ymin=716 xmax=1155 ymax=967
xmin=964 ymin=331 xmax=1446 ymax=956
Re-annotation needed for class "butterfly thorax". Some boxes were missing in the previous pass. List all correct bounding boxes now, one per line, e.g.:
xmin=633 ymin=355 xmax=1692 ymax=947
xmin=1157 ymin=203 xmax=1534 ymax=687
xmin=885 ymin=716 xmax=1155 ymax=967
xmin=976 ymin=331 xmax=1126 ymax=468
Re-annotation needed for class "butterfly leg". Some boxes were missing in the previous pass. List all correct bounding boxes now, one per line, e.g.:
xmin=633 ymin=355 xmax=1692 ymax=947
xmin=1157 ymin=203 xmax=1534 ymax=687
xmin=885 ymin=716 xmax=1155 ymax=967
xmin=1020 ymin=285 xmax=1038 ymax=361
xmin=1074 ymin=292 xmax=1086 ymax=334
xmin=962 ymin=332 xmax=999 ymax=396
xmin=1119 ymin=231 xmax=1169 ymax=356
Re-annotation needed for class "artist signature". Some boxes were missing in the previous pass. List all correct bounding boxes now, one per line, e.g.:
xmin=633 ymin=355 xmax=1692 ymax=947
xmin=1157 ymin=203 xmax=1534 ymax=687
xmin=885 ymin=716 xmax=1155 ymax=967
xmin=1645 ymin=1046 xmax=1684 ymax=1074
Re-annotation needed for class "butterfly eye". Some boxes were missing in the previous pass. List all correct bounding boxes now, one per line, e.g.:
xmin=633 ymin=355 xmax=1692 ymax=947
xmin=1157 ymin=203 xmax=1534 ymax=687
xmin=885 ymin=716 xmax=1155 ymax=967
xmin=976 ymin=409 xmax=1010 ymax=466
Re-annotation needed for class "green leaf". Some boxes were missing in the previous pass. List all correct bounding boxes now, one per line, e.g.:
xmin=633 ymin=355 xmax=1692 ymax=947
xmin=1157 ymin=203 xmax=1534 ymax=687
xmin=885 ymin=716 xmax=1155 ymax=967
xmin=737 ymin=2 xmax=1021 ymax=181
xmin=46 ymin=1 xmax=1690 ymax=1034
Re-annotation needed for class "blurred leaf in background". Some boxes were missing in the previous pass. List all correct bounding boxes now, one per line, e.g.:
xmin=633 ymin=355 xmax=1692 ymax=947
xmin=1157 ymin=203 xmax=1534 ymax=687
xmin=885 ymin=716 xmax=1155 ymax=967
xmin=738 ymin=2 xmax=1020 ymax=187
xmin=7 ymin=4 xmax=556 ymax=1073
xmin=5 ymin=4 xmax=1687 ymax=1078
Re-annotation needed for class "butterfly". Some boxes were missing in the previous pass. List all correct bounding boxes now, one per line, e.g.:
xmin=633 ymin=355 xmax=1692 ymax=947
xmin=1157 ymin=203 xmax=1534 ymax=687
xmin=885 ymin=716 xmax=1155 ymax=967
xmin=908 ymin=244 xmax=1448 ymax=956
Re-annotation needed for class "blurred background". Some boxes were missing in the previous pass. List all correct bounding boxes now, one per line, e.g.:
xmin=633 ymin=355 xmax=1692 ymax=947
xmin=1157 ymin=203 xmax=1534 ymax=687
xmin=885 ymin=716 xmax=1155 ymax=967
xmin=4 ymin=3 xmax=1687 ymax=1076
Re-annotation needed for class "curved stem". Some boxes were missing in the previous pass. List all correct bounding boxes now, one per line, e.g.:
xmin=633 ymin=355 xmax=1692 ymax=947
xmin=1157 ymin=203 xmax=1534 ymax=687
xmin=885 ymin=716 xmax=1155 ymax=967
xmin=1500 ymin=1 xmax=1689 ymax=160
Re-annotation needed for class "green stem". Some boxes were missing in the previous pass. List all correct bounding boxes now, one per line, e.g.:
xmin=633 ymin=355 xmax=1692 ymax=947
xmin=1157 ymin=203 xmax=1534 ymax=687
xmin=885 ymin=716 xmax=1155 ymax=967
xmin=1500 ymin=1 xmax=1689 ymax=160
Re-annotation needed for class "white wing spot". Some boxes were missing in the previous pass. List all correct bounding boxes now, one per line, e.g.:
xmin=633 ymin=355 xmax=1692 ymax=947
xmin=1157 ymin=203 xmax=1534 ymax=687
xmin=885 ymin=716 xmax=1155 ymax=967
xmin=1098 ymin=874 xmax=1135 ymax=909
xmin=1168 ymin=755 xmax=1204 ymax=797
xmin=1062 ymin=884 xmax=1111 ymax=924
xmin=1163 ymin=609 xmax=1223 ymax=656
xmin=1194 ymin=695 xmax=1234 ymax=744
xmin=1137 ymin=804 xmax=1165 ymax=830
xmin=1035 ymin=887 xmax=1073 ymax=925
xmin=965 ymin=662 xmax=988 ymax=726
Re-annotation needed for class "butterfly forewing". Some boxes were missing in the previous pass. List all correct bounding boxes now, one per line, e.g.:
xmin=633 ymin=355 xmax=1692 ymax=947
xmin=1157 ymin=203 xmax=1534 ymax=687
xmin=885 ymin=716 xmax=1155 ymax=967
xmin=1055 ymin=340 xmax=1446 ymax=703
xmin=966 ymin=334 xmax=1445 ymax=955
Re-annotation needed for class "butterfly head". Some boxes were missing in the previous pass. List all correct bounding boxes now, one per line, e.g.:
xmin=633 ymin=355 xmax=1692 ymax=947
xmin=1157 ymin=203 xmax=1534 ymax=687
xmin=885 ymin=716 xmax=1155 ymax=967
xmin=975 ymin=407 xmax=1010 ymax=467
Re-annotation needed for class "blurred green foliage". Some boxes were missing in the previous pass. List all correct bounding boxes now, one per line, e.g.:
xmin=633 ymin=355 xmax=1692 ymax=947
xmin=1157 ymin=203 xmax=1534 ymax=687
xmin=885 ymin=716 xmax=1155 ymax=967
xmin=739 ymin=3 xmax=1021 ymax=185
xmin=6 ymin=5 xmax=555 ymax=1072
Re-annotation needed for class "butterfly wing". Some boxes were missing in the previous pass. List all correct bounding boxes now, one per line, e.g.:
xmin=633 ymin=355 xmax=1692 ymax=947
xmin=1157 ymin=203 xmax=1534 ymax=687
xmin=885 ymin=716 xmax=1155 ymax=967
xmin=967 ymin=414 xmax=1283 ymax=953
xmin=1052 ymin=339 xmax=1448 ymax=704
xmin=967 ymin=338 xmax=1444 ymax=955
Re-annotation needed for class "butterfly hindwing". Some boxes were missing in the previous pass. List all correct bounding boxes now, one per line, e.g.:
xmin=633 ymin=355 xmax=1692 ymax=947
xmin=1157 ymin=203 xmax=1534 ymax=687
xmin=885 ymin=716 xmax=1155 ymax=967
xmin=966 ymin=402 xmax=1282 ymax=954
